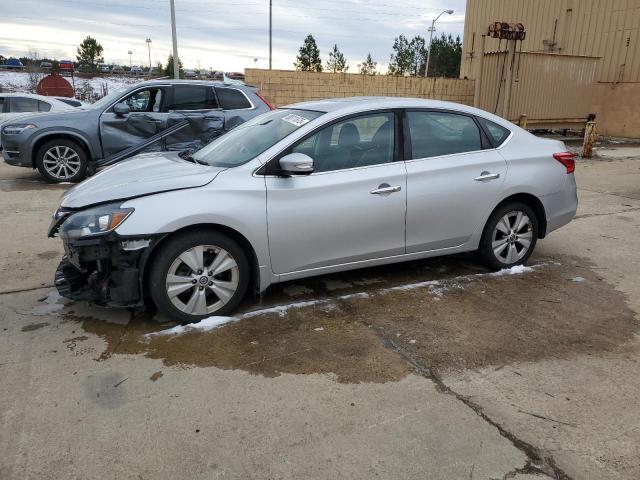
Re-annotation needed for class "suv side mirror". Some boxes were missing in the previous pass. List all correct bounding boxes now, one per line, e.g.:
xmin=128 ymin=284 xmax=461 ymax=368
xmin=279 ymin=152 xmax=314 ymax=175
xmin=113 ymin=103 xmax=131 ymax=116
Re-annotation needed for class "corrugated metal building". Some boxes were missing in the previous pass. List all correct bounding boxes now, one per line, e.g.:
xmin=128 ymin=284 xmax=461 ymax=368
xmin=461 ymin=0 xmax=640 ymax=137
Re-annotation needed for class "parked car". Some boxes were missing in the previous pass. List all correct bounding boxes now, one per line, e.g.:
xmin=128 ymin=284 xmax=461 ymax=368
xmin=111 ymin=65 xmax=125 ymax=74
xmin=54 ymin=97 xmax=88 ymax=108
xmin=58 ymin=60 xmax=74 ymax=72
xmin=47 ymin=97 xmax=578 ymax=323
xmin=184 ymin=69 xmax=198 ymax=78
xmin=98 ymin=64 xmax=111 ymax=73
xmin=130 ymin=65 xmax=143 ymax=75
xmin=0 ymin=93 xmax=75 ymax=148
xmin=4 ymin=58 xmax=24 ymax=69
xmin=1 ymin=80 xmax=273 ymax=182
xmin=40 ymin=61 xmax=53 ymax=71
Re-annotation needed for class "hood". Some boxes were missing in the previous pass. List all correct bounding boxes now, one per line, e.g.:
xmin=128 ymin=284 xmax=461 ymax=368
xmin=60 ymin=151 xmax=224 ymax=209
xmin=6 ymin=108 xmax=93 ymax=127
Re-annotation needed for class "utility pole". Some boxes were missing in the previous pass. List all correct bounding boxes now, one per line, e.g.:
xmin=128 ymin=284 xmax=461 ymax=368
xmin=170 ymin=0 xmax=180 ymax=79
xmin=145 ymin=38 xmax=152 ymax=73
xmin=425 ymin=9 xmax=454 ymax=77
xmin=269 ymin=0 xmax=272 ymax=69
xmin=128 ymin=50 xmax=132 ymax=68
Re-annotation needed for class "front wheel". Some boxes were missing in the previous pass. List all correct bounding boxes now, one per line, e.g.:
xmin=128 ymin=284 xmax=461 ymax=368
xmin=478 ymin=202 xmax=538 ymax=270
xmin=148 ymin=231 xmax=250 ymax=324
xmin=36 ymin=139 xmax=88 ymax=183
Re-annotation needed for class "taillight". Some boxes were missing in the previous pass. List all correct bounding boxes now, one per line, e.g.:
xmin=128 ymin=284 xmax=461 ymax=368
xmin=257 ymin=92 xmax=274 ymax=110
xmin=553 ymin=152 xmax=576 ymax=174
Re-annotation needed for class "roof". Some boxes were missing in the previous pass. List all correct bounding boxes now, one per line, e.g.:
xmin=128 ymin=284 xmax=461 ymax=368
xmin=284 ymin=96 xmax=517 ymax=129
xmin=142 ymin=78 xmax=251 ymax=89
xmin=286 ymin=96 xmax=472 ymax=113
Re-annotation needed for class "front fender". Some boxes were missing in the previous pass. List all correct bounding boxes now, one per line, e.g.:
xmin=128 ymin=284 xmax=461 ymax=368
xmin=29 ymin=127 xmax=99 ymax=164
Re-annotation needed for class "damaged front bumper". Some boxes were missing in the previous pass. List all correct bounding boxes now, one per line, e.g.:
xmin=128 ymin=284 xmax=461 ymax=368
xmin=54 ymin=234 xmax=163 ymax=307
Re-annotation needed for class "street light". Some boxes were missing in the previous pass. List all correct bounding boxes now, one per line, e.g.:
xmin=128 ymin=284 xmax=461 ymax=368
xmin=128 ymin=50 xmax=132 ymax=68
xmin=424 ymin=9 xmax=454 ymax=78
xmin=145 ymin=37 xmax=152 ymax=73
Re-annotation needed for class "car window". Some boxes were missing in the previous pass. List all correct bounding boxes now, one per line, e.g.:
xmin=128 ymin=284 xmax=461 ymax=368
xmin=192 ymin=109 xmax=324 ymax=168
xmin=0 ymin=97 xmax=5 ymax=112
xmin=407 ymin=111 xmax=481 ymax=159
xmin=215 ymin=87 xmax=251 ymax=110
xmin=9 ymin=97 xmax=40 ymax=113
xmin=121 ymin=88 xmax=163 ymax=112
xmin=292 ymin=113 xmax=395 ymax=173
xmin=477 ymin=117 xmax=511 ymax=146
xmin=169 ymin=85 xmax=216 ymax=111
xmin=38 ymin=100 xmax=52 ymax=112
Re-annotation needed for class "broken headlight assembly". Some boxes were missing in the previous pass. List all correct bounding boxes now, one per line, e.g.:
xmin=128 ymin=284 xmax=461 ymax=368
xmin=2 ymin=123 xmax=37 ymax=135
xmin=59 ymin=204 xmax=134 ymax=240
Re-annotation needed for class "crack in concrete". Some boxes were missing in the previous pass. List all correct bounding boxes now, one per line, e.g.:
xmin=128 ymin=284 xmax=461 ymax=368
xmin=577 ymin=187 xmax=640 ymax=202
xmin=371 ymin=326 xmax=572 ymax=480
xmin=574 ymin=206 xmax=640 ymax=220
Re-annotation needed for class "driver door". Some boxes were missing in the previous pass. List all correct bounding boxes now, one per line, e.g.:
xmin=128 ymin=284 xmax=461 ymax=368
xmin=265 ymin=111 xmax=407 ymax=275
xmin=99 ymin=86 xmax=169 ymax=158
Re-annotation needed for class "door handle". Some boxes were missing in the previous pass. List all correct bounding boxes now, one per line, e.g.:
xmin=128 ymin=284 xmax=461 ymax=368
xmin=474 ymin=171 xmax=500 ymax=182
xmin=370 ymin=183 xmax=402 ymax=195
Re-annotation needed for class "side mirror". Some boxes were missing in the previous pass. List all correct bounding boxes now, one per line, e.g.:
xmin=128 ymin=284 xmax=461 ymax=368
xmin=113 ymin=103 xmax=131 ymax=116
xmin=279 ymin=152 xmax=314 ymax=175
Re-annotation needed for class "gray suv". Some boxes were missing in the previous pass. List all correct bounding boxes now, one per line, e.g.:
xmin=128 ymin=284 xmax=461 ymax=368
xmin=1 ymin=80 xmax=272 ymax=182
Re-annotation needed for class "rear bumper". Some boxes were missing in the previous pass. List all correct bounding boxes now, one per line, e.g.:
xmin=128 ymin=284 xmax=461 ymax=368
xmin=54 ymin=234 xmax=164 ymax=307
xmin=541 ymin=174 xmax=578 ymax=235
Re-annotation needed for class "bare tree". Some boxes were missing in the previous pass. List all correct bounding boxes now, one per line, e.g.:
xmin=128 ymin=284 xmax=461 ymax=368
xmin=25 ymin=48 xmax=44 ymax=93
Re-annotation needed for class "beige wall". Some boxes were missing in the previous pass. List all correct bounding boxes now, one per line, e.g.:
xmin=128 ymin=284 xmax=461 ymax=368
xmin=462 ymin=0 xmax=640 ymax=83
xmin=591 ymin=83 xmax=640 ymax=138
xmin=245 ymin=69 xmax=475 ymax=107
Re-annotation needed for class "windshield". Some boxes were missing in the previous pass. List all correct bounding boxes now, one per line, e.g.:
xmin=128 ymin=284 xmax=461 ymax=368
xmin=89 ymin=89 xmax=126 ymax=110
xmin=192 ymin=109 xmax=324 ymax=167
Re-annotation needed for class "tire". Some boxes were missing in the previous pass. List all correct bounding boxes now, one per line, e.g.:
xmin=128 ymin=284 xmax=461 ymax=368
xmin=148 ymin=230 xmax=250 ymax=324
xmin=36 ymin=139 xmax=88 ymax=183
xmin=478 ymin=202 xmax=539 ymax=270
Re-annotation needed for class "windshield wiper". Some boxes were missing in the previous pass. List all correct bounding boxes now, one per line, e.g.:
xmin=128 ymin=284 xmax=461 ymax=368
xmin=184 ymin=155 xmax=209 ymax=166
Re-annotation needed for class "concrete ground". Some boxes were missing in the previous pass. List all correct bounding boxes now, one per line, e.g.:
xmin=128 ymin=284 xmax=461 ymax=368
xmin=1 ymin=146 xmax=639 ymax=480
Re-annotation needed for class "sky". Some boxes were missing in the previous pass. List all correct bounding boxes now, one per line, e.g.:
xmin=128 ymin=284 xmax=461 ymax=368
xmin=0 ymin=0 xmax=466 ymax=73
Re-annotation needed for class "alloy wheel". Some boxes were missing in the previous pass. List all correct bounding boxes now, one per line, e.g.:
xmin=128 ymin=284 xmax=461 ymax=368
xmin=491 ymin=210 xmax=534 ymax=264
xmin=42 ymin=146 xmax=82 ymax=180
xmin=165 ymin=245 xmax=240 ymax=316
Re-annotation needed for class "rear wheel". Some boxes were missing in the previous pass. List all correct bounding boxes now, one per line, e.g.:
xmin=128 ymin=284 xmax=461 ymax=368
xmin=36 ymin=139 xmax=88 ymax=183
xmin=148 ymin=231 xmax=250 ymax=324
xmin=478 ymin=202 xmax=538 ymax=270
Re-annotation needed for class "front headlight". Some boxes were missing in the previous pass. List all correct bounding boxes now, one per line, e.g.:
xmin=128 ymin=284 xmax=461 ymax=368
xmin=59 ymin=204 xmax=134 ymax=240
xmin=2 ymin=123 xmax=37 ymax=135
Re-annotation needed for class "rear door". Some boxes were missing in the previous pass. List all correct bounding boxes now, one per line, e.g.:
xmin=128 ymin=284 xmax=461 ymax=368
xmin=99 ymin=85 xmax=170 ymax=157
xmin=404 ymin=109 xmax=507 ymax=253
xmin=265 ymin=111 xmax=407 ymax=274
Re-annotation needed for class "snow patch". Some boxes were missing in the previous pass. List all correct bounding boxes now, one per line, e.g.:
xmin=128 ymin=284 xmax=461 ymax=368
xmin=489 ymin=264 xmax=534 ymax=276
xmin=31 ymin=290 xmax=65 ymax=316
xmin=147 ymin=316 xmax=237 ymax=337
xmin=570 ymin=276 xmax=585 ymax=283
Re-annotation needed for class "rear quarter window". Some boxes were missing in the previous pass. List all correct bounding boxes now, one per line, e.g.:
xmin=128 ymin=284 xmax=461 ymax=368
xmin=477 ymin=117 xmax=511 ymax=146
xmin=215 ymin=87 xmax=252 ymax=110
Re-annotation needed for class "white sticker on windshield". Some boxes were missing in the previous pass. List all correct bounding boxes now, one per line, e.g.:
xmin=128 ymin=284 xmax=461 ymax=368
xmin=282 ymin=113 xmax=310 ymax=127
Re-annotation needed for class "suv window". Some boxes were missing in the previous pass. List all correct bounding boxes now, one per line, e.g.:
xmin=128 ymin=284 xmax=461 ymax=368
xmin=38 ymin=100 xmax=52 ymax=112
xmin=0 ymin=97 xmax=5 ymax=112
xmin=170 ymin=85 xmax=216 ymax=111
xmin=10 ymin=97 xmax=40 ymax=113
xmin=292 ymin=112 xmax=395 ymax=173
xmin=477 ymin=117 xmax=511 ymax=146
xmin=407 ymin=111 xmax=481 ymax=159
xmin=121 ymin=88 xmax=163 ymax=112
xmin=215 ymin=87 xmax=251 ymax=110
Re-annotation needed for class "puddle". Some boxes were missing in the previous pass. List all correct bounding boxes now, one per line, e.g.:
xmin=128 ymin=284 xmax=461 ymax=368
xmin=62 ymin=255 xmax=638 ymax=382
xmin=32 ymin=290 xmax=65 ymax=316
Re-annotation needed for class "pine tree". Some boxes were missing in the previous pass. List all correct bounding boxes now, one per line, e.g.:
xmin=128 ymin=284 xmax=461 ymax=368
xmin=294 ymin=35 xmax=323 ymax=72
xmin=359 ymin=53 xmax=377 ymax=75
xmin=76 ymin=36 xmax=104 ymax=72
xmin=326 ymin=44 xmax=348 ymax=73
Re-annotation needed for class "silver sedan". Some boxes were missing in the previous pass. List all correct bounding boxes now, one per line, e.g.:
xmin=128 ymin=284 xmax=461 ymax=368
xmin=51 ymin=97 xmax=578 ymax=323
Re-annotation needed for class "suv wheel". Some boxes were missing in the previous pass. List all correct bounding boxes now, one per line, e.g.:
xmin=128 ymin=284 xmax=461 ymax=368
xmin=148 ymin=231 xmax=250 ymax=324
xmin=36 ymin=139 xmax=88 ymax=183
xmin=478 ymin=202 xmax=538 ymax=270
